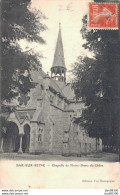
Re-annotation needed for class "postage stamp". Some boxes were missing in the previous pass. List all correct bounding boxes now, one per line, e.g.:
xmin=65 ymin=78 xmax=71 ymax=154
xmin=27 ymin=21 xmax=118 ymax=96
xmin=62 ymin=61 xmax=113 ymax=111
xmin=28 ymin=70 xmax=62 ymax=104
xmin=88 ymin=3 xmax=119 ymax=29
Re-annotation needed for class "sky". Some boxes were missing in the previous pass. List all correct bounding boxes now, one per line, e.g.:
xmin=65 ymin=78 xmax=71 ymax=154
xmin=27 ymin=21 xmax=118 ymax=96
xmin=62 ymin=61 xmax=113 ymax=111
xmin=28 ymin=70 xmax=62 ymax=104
xmin=20 ymin=0 xmax=91 ymax=80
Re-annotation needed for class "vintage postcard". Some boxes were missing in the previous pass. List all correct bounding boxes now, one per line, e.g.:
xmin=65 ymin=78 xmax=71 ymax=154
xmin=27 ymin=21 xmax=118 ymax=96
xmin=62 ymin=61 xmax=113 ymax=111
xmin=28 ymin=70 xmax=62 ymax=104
xmin=0 ymin=0 xmax=120 ymax=189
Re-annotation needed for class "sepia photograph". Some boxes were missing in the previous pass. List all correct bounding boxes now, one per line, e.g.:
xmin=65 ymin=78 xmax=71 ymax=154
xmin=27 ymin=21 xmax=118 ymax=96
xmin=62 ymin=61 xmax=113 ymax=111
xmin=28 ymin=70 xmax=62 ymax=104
xmin=0 ymin=0 xmax=120 ymax=163
xmin=1 ymin=0 xmax=120 ymax=189
xmin=0 ymin=0 xmax=120 ymax=189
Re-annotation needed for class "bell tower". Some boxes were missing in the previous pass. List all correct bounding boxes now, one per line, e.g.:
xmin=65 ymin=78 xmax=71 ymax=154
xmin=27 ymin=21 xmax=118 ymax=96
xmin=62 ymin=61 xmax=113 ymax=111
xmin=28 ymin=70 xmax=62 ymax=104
xmin=51 ymin=23 xmax=66 ymax=82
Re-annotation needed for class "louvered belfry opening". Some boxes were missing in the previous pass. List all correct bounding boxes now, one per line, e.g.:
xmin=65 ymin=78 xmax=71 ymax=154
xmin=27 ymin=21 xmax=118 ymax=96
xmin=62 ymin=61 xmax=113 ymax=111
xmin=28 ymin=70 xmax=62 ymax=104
xmin=51 ymin=23 xmax=67 ymax=82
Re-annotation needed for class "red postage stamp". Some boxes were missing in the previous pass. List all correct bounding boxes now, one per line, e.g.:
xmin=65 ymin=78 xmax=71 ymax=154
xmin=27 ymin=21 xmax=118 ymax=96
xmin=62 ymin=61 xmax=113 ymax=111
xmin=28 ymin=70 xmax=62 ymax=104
xmin=89 ymin=3 xmax=119 ymax=29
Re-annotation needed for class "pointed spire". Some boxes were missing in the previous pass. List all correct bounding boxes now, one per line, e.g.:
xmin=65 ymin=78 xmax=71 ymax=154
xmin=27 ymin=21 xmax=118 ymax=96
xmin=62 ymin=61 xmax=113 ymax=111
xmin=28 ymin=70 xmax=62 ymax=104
xmin=52 ymin=23 xmax=66 ymax=69
xmin=51 ymin=23 xmax=66 ymax=82
xmin=59 ymin=22 xmax=61 ymax=29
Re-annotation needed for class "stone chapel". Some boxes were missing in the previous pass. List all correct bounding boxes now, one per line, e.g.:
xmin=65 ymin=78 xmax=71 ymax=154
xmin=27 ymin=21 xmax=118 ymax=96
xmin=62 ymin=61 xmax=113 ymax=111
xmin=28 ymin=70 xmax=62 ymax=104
xmin=1 ymin=24 xmax=102 ymax=156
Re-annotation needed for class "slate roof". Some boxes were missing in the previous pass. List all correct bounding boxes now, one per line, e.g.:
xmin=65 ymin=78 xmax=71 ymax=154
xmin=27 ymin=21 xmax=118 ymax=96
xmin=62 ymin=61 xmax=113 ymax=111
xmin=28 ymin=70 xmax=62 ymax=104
xmin=50 ymin=79 xmax=65 ymax=97
xmin=30 ymin=69 xmax=46 ymax=83
xmin=61 ymin=84 xmax=75 ymax=100
xmin=52 ymin=24 xmax=66 ymax=69
xmin=15 ymin=110 xmax=35 ymax=124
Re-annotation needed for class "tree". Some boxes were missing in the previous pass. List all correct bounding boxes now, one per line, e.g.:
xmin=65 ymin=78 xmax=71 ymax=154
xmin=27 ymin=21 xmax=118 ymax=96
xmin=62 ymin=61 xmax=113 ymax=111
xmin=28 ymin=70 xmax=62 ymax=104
xmin=1 ymin=0 xmax=47 ymax=102
xmin=0 ymin=0 xmax=47 ymax=144
xmin=73 ymin=15 xmax=120 ymax=150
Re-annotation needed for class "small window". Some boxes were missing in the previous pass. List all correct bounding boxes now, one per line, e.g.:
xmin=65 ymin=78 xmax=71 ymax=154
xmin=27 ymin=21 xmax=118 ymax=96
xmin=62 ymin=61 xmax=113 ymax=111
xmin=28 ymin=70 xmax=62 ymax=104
xmin=38 ymin=134 xmax=42 ymax=142
xmin=38 ymin=128 xmax=43 ymax=143
xmin=63 ymin=143 xmax=68 ymax=148
xmin=50 ymin=95 xmax=54 ymax=103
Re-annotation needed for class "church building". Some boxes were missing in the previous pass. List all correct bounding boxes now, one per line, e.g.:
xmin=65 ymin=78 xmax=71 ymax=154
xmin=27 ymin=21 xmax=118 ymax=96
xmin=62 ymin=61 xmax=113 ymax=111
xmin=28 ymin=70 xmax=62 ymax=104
xmin=1 ymin=24 xmax=102 ymax=156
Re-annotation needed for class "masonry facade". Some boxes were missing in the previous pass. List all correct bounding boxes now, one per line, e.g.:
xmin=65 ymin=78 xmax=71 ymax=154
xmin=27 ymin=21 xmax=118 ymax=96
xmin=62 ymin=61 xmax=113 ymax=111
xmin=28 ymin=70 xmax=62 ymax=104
xmin=0 ymin=24 xmax=102 ymax=156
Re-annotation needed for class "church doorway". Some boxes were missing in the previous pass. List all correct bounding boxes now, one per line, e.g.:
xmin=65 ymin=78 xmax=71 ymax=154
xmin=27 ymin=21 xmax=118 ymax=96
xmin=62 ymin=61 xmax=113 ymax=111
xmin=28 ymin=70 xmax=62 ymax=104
xmin=3 ymin=122 xmax=20 ymax=152
xmin=22 ymin=124 xmax=30 ymax=153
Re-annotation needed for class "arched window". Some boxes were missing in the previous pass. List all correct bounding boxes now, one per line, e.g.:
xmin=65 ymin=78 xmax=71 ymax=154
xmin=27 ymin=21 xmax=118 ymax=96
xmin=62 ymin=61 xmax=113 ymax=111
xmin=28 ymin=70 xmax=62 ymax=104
xmin=38 ymin=128 xmax=43 ymax=143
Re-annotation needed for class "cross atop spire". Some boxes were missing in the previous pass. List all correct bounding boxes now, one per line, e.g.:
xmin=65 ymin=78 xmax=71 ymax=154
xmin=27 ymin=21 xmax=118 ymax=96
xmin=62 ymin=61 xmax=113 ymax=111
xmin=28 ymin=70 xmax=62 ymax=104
xmin=51 ymin=23 xmax=66 ymax=82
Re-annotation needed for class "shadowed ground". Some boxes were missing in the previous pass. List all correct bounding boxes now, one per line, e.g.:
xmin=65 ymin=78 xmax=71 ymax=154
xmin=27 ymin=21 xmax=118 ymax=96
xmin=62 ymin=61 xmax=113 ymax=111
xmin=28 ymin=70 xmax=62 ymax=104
xmin=0 ymin=152 xmax=119 ymax=162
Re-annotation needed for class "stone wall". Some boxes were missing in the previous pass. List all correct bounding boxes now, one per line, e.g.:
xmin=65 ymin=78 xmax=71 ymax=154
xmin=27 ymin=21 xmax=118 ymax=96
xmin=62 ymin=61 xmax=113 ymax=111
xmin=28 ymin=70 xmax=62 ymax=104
xmin=29 ymin=122 xmax=37 ymax=153
xmin=50 ymin=105 xmax=67 ymax=154
xmin=69 ymin=123 xmax=102 ymax=156
xmin=68 ymin=102 xmax=85 ymax=112
xmin=29 ymin=78 xmax=102 ymax=155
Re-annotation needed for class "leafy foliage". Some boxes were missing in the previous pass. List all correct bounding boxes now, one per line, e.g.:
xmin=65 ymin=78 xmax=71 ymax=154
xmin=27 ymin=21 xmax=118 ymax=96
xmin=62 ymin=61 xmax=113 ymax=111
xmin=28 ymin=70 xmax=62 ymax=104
xmin=1 ymin=0 xmax=47 ymax=102
xmin=73 ymin=15 xmax=120 ymax=147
